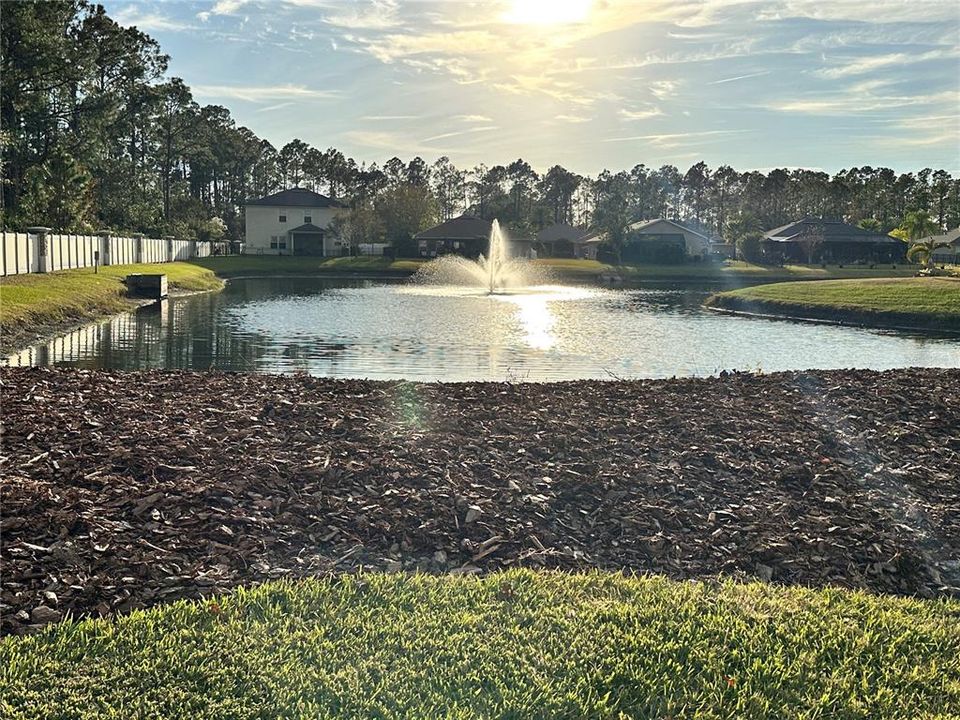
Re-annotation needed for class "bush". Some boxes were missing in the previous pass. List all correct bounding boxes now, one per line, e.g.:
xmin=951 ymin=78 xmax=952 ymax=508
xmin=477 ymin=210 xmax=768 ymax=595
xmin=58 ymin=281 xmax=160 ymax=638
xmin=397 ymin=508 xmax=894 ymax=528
xmin=737 ymin=232 xmax=764 ymax=263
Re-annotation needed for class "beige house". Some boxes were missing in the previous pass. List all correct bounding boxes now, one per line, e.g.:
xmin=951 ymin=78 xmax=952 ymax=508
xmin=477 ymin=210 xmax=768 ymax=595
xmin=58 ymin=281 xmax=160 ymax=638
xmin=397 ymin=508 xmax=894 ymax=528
xmin=580 ymin=218 xmax=712 ymax=260
xmin=244 ymin=188 xmax=346 ymax=255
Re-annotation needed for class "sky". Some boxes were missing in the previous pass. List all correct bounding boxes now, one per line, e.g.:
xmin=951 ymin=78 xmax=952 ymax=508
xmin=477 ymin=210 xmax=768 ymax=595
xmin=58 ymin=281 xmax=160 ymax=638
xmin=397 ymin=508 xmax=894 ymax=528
xmin=104 ymin=0 xmax=960 ymax=176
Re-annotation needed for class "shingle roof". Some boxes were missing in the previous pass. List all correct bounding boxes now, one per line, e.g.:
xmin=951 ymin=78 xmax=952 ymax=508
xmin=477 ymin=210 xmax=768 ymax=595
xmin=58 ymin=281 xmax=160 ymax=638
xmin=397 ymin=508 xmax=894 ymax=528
xmin=764 ymin=218 xmax=899 ymax=244
xmin=628 ymin=218 xmax=713 ymax=241
xmin=246 ymin=188 xmax=346 ymax=208
xmin=536 ymin=223 xmax=589 ymax=244
xmin=921 ymin=227 xmax=960 ymax=246
xmin=415 ymin=215 xmax=491 ymax=241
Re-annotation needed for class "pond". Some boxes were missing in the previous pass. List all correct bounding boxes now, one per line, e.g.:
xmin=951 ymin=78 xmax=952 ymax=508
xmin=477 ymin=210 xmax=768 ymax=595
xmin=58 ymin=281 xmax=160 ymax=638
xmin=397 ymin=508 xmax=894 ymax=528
xmin=5 ymin=277 xmax=958 ymax=381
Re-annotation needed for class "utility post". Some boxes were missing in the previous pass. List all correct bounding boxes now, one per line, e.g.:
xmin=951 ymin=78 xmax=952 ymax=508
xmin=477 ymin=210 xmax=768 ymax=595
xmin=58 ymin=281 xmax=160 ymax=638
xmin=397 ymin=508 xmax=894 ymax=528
xmin=96 ymin=229 xmax=113 ymax=269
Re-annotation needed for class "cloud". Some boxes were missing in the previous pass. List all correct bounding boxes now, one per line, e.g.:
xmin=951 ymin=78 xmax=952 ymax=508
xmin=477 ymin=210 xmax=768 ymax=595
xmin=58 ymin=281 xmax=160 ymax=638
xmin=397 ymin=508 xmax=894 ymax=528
xmin=325 ymin=0 xmax=401 ymax=30
xmin=816 ymin=48 xmax=960 ymax=79
xmin=602 ymin=129 xmax=750 ymax=147
xmin=619 ymin=107 xmax=663 ymax=120
xmin=256 ymin=102 xmax=295 ymax=113
xmin=361 ymin=115 xmax=421 ymax=121
xmin=556 ymin=114 xmax=591 ymax=123
xmin=114 ymin=6 xmax=194 ymax=31
xmin=710 ymin=70 xmax=770 ymax=85
xmin=197 ymin=0 xmax=248 ymax=21
xmin=422 ymin=125 xmax=498 ymax=143
xmin=769 ymin=89 xmax=959 ymax=115
xmin=191 ymin=84 xmax=339 ymax=103
xmin=454 ymin=114 xmax=494 ymax=123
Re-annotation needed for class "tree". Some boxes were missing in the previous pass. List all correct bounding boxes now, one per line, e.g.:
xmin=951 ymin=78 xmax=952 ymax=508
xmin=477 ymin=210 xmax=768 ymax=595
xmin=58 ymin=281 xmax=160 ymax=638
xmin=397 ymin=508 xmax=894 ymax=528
xmin=375 ymin=183 xmax=437 ymax=256
xmin=857 ymin=218 xmax=882 ymax=232
xmin=329 ymin=205 xmax=384 ymax=254
xmin=891 ymin=211 xmax=941 ymax=267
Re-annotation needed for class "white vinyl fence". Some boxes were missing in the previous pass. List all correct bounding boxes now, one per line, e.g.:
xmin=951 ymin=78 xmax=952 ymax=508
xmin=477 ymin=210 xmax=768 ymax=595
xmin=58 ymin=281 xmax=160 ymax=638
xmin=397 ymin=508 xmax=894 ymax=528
xmin=1 ymin=230 xmax=227 ymax=277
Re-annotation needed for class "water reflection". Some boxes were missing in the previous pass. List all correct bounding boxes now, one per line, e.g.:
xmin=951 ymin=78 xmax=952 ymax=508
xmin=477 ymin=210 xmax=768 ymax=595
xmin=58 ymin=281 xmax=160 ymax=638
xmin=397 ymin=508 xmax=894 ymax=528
xmin=4 ymin=277 xmax=958 ymax=381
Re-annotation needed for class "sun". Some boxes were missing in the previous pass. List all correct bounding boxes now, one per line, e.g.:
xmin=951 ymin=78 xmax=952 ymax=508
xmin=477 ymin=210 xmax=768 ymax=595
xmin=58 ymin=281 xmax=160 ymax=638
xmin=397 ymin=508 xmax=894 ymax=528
xmin=502 ymin=0 xmax=592 ymax=25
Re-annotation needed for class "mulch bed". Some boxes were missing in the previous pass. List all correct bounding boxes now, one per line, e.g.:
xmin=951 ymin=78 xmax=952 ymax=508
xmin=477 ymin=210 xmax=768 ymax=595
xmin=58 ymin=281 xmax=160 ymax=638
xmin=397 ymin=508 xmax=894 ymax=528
xmin=2 ymin=367 xmax=959 ymax=635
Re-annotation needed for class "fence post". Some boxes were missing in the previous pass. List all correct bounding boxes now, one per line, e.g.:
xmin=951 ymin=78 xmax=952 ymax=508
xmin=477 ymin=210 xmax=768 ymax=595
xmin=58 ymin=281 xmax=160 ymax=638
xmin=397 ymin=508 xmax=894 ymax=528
xmin=132 ymin=233 xmax=145 ymax=264
xmin=164 ymin=235 xmax=174 ymax=262
xmin=96 ymin=229 xmax=112 ymax=267
xmin=27 ymin=226 xmax=52 ymax=273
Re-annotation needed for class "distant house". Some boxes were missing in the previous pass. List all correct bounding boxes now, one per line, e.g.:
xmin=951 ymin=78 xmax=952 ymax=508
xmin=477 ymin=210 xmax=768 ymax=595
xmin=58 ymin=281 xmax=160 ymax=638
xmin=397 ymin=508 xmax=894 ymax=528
xmin=582 ymin=219 xmax=712 ymax=262
xmin=244 ymin=188 xmax=346 ymax=256
xmin=927 ymin=228 xmax=960 ymax=264
xmin=416 ymin=215 xmax=491 ymax=258
xmin=536 ymin=223 xmax=596 ymax=259
xmin=762 ymin=218 xmax=904 ymax=264
xmin=415 ymin=216 xmax=533 ymax=258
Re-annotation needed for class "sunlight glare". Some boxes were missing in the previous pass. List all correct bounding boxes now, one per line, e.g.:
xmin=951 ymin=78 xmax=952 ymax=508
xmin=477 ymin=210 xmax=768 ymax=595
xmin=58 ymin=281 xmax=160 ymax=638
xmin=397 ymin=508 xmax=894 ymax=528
xmin=503 ymin=0 xmax=592 ymax=25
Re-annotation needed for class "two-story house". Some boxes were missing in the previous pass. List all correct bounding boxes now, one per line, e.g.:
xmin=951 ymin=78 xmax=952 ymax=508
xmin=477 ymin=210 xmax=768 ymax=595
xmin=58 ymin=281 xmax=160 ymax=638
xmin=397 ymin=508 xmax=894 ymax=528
xmin=244 ymin=188 xmax=347 ymax=255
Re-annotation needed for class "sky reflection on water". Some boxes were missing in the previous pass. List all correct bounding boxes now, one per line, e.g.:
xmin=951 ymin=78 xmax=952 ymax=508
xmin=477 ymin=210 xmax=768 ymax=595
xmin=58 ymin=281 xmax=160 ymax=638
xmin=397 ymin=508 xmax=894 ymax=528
xmin=6 ymin=278 xmax=958 ymax=381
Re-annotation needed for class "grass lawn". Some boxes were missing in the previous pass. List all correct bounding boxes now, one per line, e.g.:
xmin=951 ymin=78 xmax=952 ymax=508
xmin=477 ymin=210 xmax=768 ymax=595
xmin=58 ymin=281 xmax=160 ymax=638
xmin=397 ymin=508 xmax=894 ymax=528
xmin=189 ymin=254 xmax=427 ymax=277
xmin=706 ymin=277 xmax=960 ymax=329
xmin=1 ymin=571 xmax=957 ymax=719
xmin=192 ymin=254 xmax=920 ymax=284
xmin=0 ymin=262 xmax=222 ymax=336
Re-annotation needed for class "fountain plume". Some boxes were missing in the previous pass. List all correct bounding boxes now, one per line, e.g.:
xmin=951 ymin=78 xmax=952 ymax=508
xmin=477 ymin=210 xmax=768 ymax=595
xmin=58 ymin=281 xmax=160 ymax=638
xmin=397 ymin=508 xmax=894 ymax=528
xmin=414 ymin=218 xmax=537 ymax=292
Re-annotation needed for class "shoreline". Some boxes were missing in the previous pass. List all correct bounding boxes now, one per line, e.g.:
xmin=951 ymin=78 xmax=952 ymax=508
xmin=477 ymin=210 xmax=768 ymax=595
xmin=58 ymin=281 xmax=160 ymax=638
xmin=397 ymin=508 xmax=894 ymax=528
xmin=705 ymin=290 xmax=960 ymax=334
xmin=3 ymin=366 xmax=958 ymax=634
xmin=0 ymin=285 xmax=224 ymax=357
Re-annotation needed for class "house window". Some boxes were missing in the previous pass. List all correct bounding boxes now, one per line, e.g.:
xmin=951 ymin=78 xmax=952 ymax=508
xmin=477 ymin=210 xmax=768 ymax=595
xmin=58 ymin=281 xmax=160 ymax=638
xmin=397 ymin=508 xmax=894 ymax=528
xmin=278 ymin=241 xmax=287 ymax=249
xmin=279 ymin=214 xmax=287 ymax=222
xmin=304 ymin=215 xmax=312 ymax=223
xmin=270 ymin=236 xmax=278 ymax=249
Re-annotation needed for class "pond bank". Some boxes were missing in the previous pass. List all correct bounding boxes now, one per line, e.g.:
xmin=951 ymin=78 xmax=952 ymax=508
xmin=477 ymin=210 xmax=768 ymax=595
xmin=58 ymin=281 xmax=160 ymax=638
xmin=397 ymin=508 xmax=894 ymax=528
xmin=0 ymin=263 xmax=223 ymax=355
xmin=705 ymin=277 xmax=960 ymax=332
xmin=2 ymin=366 xmax=957 ymax=634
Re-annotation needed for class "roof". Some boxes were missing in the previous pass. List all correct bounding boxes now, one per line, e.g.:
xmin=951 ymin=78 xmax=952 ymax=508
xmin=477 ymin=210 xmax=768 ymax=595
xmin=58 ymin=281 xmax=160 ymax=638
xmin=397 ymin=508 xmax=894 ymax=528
xmin=536 ymin=223 xmax=590 ymax=244
xmin=245 ymin=187 xmax=345 ymax=208
xmin=921 ymin=227 xmax=960 ymax=246
xmin=580 ymin=218 xmax=713 ymax=244
xmin=288 ymin=222 xmax=327 ymax=233
xmin=415 ymin=215 xmax=491 ymax=241
xmin=764 ymin=218 xmax=899 ymax=245
xmin=627 ymin=218 xmax=713 ymax=241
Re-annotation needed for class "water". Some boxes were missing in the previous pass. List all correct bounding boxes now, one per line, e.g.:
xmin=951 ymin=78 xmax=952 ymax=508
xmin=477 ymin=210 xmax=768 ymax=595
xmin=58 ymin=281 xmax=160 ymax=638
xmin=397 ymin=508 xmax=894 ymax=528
xmin=6 ymin=277 xmax=958 ymax=381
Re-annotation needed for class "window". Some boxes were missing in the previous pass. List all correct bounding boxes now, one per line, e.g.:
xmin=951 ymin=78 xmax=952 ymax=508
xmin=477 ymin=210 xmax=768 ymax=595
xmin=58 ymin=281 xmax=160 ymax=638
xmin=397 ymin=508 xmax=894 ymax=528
xmin=304 ymin=215 xmax=312 ymax=223
xmin=279 ymin=214 xmax=287 ymax=222
xmin=279 ymin=241 xmax=287 ymax=249
xmin=269 ymin=236 xmax=278 ymax=249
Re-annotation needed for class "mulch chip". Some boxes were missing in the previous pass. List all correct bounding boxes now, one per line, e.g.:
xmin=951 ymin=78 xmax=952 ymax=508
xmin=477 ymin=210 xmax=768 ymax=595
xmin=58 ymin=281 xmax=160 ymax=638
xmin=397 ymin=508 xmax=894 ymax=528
xmin=1 ymin=366 xmax=958 ymax=635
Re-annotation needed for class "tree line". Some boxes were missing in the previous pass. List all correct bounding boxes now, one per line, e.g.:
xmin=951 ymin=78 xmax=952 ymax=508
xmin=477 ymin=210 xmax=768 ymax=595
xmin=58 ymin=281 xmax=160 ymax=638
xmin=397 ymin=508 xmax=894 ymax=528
xmin=3 ymin=1 xmax=958 ymax=256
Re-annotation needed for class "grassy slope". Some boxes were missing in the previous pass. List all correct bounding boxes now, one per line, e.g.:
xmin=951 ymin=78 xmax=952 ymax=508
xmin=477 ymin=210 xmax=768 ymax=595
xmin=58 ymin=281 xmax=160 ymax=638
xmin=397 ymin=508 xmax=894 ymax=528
xmin=189 ymin=255 xmax=426 ymax=277
xmin=2 ymin=571 xmax=958 ymax=719
xmin=0 ymin=263 xmax=222 ymax=334
xmin=706 ymin=277 xmax=960 ymax=329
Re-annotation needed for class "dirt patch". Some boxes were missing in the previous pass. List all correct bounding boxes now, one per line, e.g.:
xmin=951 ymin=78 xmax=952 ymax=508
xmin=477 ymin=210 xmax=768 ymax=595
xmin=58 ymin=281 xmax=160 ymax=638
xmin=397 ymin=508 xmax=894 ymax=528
xmin=2 ymin=367 xmax=958 ymax=635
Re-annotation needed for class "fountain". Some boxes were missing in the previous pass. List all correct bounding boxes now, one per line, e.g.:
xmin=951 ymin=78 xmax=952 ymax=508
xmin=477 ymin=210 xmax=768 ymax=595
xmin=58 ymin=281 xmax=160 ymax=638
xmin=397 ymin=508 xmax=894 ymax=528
xmin=414 ymin=218 xmax=534 ymax=292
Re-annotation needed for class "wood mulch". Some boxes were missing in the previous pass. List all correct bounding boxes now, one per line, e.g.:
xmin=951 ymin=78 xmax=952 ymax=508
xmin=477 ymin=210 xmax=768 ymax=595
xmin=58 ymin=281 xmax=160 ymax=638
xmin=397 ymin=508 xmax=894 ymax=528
xmin=1 ymin=367 xmax=958 ymax=635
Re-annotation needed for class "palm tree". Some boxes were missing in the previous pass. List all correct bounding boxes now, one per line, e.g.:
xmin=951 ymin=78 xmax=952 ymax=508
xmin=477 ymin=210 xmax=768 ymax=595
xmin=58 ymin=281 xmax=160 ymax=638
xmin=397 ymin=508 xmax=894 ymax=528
xmin=892 ymin=211 xmax=944 ymax=267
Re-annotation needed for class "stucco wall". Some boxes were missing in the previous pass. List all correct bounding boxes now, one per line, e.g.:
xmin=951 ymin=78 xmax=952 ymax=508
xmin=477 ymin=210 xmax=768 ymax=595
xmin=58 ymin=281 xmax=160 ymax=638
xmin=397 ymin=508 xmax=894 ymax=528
xmin=244 ymin=205 xmax=342 ymax=255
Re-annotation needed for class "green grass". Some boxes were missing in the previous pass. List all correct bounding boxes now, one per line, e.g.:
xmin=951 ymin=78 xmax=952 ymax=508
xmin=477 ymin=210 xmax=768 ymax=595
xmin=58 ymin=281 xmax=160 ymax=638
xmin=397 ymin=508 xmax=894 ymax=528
xmin=191 ymin=255 xmax=919 ymax=284
xmin=0 ymin=262 xmax=222 ymax=334
xmin=189 ymin=254 xmax=427 ymax=277
xmin=1 ymin=571 xmax=957 ymax=719
xmin=706 ymin=277 xmax=960 ymax=328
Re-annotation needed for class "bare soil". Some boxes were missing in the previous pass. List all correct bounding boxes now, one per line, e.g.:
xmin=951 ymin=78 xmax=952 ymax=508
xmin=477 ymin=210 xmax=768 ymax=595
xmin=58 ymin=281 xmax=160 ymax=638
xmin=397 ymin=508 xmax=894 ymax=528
xmin=2 ymin=367 xmax=958 ymax=635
